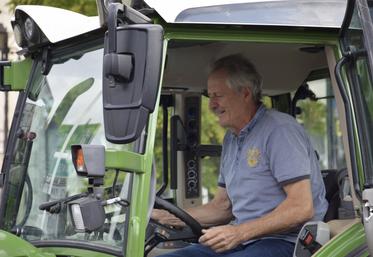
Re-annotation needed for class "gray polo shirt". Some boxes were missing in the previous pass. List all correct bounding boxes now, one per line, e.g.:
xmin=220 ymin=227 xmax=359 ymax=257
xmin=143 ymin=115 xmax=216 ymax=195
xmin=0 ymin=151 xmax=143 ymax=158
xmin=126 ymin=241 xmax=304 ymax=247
xmin=218 ymin=105 xmax=328 ymax=243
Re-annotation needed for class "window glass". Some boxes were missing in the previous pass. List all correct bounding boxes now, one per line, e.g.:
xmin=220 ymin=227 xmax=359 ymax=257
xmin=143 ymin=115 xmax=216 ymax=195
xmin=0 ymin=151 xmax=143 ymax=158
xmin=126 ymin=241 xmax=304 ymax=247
xmin=154 ymin=105 xmax=172 ymax=190
xmin=200 ymin=96 xmax=224 ymax=201
xmin=295 ymin=78 xmax=345 ymax=170
xmin=4 ymin=48 xmax=132 ymax=252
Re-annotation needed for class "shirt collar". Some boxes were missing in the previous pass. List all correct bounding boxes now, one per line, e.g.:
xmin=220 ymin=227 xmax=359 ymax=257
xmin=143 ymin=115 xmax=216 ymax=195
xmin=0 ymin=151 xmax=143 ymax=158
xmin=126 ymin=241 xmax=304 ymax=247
xmin=238 ymin=104 xmax=266 ymax=136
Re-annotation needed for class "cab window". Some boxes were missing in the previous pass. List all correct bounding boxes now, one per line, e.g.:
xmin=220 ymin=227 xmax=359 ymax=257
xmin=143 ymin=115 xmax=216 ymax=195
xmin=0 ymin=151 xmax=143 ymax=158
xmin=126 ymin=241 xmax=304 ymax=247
xmin=295 ymin=77 xmax=346 ymax=170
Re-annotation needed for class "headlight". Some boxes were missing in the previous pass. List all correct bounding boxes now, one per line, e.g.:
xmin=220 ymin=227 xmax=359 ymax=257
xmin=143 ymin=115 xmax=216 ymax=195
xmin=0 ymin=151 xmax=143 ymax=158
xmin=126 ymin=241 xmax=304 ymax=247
xmin=13 ymin=23 xmax=26 ymax=48
xmin=68 ymin=197 xmax=106 ymax=233
xmin=70 ymin=204 xmax=85 ymax=232
xmin=24 ymin=17 xmax=38 ymax=43
xmin=11 ymin=11 xmax=46 ymax=49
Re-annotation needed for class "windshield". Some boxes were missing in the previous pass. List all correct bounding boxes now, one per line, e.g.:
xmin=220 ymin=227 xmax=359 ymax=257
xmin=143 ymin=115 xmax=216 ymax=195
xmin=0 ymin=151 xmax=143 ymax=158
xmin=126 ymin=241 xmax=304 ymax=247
xmin=1 ymin=45 xmax=133 ymax=252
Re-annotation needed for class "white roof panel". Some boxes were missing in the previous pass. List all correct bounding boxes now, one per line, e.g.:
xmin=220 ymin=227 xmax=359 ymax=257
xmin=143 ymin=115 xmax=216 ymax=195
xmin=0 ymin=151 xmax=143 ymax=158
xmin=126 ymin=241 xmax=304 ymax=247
xmin=145 ymin=0 xmax=347 ymax=28
xmin=14 ymin=5 xmax=100 ymax=43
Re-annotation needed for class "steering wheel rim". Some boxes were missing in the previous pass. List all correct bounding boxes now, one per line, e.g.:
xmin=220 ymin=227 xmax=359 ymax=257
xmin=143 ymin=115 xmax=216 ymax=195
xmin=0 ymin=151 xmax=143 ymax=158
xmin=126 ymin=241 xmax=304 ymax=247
xmin=154 ymin=196 xmax=203 ymax=237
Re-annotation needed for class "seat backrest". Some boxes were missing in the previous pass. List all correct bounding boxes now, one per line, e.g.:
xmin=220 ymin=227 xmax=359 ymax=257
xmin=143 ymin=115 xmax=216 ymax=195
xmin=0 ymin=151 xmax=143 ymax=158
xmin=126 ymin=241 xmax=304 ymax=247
xmin=321 ymin=169 xmax=340 ymax=222
xmin=321 ymin=168 xmax=354 ymax=222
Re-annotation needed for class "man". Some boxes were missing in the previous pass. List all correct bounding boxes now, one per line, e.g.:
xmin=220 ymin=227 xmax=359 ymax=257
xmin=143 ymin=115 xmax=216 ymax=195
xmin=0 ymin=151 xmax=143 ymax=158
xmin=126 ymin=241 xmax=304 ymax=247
xmin=153 ymin=54 xmax=328 ymax=257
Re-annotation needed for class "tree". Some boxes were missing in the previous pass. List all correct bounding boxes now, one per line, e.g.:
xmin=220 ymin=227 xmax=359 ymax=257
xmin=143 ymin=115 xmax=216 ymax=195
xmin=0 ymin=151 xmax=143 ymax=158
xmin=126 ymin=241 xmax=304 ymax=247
xmin=153 ymin=97 xmax=226 ymax=199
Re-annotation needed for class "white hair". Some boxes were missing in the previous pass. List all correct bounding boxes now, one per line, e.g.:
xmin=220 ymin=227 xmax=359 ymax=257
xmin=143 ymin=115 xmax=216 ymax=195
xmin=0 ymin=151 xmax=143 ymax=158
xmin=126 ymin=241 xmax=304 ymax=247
xmin=210 ymin=54 xmax=263 ymax=104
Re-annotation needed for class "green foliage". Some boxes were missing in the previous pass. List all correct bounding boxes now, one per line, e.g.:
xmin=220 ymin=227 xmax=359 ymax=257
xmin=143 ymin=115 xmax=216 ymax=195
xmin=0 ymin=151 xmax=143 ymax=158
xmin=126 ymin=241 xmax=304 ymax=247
xmin=200 ymin=96 xmax=226 ymax=145
xmin=7 ymin=0 xmax=97 ymax=16
xmin=154 ymin=107 xmax=167 ymax=186
xmin=200 ymin=96 xmax=225 ymax=198
xmin=262 ymin=96 xmax=272 ymax=108
xmin=153 ymin=97 xmax=225 ymax=199
xmin=103 ymin=169 xmax=127 ymax=196
xmin=356 ymin=59 xmax=373 ymax=120
xmin=297 ymin=100 xmax=326 ymax=137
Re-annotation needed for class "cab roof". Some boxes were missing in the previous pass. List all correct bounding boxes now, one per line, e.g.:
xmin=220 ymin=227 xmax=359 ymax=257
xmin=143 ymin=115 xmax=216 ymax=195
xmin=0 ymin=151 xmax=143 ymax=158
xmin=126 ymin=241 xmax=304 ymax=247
xmin=14 ymin=5 xmax=100 ymax=43
xmin=14 ymin=1 xmax=347 ymax=46
xmin=145 ymin=0 xmax=347 ymax=28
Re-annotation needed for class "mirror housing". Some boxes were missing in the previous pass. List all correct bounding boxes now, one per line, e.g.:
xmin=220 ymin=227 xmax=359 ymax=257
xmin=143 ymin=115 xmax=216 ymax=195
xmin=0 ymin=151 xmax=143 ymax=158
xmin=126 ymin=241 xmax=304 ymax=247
xmin=102 ymin=3 xmax=163 ymax=144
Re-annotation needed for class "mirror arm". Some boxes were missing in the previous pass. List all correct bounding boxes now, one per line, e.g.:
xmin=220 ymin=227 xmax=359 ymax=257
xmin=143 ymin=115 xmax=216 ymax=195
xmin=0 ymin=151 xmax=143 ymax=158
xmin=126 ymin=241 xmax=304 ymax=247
xmin=108 ymin=3 xmax=124 ymax=54
xmin=107 ymin=3 xmax=151 ymax=54
xmin=123 ymin=4 xmax=151 ymax=24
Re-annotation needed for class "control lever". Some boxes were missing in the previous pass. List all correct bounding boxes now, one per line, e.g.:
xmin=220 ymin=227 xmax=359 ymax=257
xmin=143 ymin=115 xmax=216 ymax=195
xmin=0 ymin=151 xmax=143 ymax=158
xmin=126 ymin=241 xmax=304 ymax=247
xmin=39 ymin=193 xmax=87 ymax=213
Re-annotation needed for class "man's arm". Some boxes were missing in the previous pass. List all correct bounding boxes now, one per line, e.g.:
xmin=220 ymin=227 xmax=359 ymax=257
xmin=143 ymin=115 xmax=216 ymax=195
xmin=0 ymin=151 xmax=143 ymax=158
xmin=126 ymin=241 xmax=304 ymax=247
xmin=151 ymin=186 xmax=233 ymax=227
xmin=189 ymin=186 xmax=233 ymax=226
xmin=199 ymin=178 xmax=314 ymax=253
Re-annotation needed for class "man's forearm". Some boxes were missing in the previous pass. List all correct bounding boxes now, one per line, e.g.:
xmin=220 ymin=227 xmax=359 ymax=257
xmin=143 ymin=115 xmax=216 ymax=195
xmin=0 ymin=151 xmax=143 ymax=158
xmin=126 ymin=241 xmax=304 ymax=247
xmin=187 ymin=200 xmax=233 ymax=227
xmin=239 ymin=198 xmax=313 ymax=242
xmin=151 ymin=187 xmax=232 ymax=227
xmin=237 ymin=180 xmax=314 ymax=242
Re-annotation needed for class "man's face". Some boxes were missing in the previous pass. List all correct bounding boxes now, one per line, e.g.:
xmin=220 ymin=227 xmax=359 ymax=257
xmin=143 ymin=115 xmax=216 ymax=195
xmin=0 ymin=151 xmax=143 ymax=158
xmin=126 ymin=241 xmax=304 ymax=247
xmin=207 ymin=69 xmax=251 ymax=131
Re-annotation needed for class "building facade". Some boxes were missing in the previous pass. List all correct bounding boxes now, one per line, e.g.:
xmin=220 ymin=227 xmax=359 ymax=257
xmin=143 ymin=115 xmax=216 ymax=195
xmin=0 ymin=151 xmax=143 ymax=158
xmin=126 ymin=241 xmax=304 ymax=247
xmin=0 ymin=2 xmax=19 ymax=165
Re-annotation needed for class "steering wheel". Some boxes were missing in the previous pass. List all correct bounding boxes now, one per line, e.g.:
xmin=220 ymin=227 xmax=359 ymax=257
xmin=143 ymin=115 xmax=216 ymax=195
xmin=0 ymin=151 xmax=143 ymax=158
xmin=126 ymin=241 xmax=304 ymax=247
xmin=154 ymin=196 xmax=203 ymax=237
xmin=145 ymin=197 xmax=203 ymax=256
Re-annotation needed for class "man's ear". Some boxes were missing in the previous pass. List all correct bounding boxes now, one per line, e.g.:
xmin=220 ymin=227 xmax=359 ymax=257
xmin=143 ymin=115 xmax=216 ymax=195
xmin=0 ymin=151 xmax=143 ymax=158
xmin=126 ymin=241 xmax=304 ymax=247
xmin=242 ymin=87 xmax=252 ymax=102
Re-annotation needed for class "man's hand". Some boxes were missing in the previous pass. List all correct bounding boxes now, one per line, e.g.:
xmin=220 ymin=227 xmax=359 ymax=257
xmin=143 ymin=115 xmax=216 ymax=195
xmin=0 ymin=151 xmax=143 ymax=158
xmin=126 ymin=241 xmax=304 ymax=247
xmin=198 ymin=224 xmax=244 ymax=253
xmin=151 ymin=209 xmax=186 ymax=227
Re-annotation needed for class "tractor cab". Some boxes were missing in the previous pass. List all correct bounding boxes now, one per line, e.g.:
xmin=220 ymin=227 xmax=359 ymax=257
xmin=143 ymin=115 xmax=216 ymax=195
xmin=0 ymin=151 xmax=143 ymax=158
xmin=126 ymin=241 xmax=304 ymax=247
xmin=0 ymin=0 xmax=373 ymax=256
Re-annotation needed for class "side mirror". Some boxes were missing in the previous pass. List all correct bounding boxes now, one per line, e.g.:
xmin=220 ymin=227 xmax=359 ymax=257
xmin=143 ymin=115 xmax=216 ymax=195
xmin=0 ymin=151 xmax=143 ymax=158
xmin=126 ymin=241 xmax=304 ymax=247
xmin=102 ymin=3 xmax=163 ymax=144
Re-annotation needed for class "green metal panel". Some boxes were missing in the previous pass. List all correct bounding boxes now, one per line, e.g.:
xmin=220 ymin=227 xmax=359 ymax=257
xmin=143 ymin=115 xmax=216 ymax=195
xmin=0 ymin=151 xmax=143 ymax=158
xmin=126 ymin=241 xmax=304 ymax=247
xmin=314 ymin=222 xmax=367 ymax=257
xmin=39 ymin=247 xmax=116 ymax=257
xmin=105 ymin=150 xmax=145 ymax=173
xmin=163 ymin=25 xmax=339 ymax=45
xmin=0 ymin=230 xmax=55 ymax=257
xmin=333 ymin=45 xmax=366 ymax=191
xmin=125 ymin=40 xmax=168 ymax=257
xmin=3 ymin=58 xmax=32 ymax=91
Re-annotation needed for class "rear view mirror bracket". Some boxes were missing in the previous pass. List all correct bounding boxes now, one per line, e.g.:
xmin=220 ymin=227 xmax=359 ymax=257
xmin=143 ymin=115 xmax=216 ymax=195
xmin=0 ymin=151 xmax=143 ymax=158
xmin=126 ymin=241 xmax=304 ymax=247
xmin=107 ymin=3 xmax=151 ymax=54
xmin=107 ymin=3 xmax=124 ymax=54
xmin=0 ymin=61 xmax=11 ymax=91
xmin=0 ymin=58 xmax=32 ymax=91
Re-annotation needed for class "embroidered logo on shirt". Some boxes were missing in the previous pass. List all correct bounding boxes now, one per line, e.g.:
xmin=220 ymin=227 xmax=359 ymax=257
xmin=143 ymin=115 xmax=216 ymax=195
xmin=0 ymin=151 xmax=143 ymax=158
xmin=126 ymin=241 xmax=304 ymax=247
xmin=247 ymin=148 xmax=261 ymax=167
